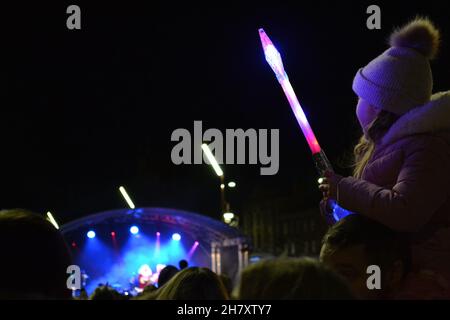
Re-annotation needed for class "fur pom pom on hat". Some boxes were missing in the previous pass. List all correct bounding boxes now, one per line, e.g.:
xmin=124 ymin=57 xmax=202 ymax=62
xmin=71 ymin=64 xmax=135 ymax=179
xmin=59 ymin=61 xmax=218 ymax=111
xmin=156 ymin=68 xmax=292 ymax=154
xmin=389 ymin=17 xmax=440 ymax=60
xmin=353 ymin=17 xmax=441 ymax=115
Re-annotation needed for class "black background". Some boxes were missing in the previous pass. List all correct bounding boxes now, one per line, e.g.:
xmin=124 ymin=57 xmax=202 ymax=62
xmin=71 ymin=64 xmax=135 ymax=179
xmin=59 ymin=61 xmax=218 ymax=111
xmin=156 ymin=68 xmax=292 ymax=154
xmin=2 ymin=1 xmax=449 ymax=223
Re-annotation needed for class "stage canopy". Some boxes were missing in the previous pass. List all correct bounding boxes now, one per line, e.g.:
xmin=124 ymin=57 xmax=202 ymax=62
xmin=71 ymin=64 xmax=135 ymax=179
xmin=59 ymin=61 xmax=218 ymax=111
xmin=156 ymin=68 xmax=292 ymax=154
xmin=61 ymin=207 xmax=246 ymax=246
xmin=61 ymin=207 xmax=250 ymax=293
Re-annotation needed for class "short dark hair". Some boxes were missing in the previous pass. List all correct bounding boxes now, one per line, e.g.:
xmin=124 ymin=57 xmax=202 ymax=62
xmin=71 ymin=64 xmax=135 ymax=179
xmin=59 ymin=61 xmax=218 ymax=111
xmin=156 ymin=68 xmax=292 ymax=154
xmin=157 ymin=265 xmax=179 ymax=288
xmin=178 ymin=259 xmax=188 ymax=270
xmin=0 ymin=209 xmax=73 ymax=299
xmin=321 ymin=214 xmax=411 ymax=274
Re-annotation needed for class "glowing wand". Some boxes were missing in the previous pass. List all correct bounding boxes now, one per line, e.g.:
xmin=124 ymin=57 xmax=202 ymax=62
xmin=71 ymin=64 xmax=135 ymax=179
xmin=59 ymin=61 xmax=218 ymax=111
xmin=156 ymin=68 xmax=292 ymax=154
xmin=259 ymin=28 xmax=351 ymax=221
xmin=259 ymin=28 xmax=332 ymax=174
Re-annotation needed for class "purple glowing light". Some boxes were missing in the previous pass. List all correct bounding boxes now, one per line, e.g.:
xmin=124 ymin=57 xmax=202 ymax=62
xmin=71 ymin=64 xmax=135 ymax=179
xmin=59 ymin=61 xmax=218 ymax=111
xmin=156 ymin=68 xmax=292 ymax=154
xmin=154 ymin=232 xmax=161 ymax=257
xmin=259 ymin=29 xmax=287 ymax=82
xmin=187 ymin=241 xmax=200 ymax=259
xmin=259 ymin=28 xmax=321 ymax=154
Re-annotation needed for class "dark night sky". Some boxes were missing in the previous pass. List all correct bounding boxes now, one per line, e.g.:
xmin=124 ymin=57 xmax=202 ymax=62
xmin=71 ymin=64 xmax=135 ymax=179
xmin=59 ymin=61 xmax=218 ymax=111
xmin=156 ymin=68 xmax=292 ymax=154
xmin=1 ymin=1 xmax=449 ymax=223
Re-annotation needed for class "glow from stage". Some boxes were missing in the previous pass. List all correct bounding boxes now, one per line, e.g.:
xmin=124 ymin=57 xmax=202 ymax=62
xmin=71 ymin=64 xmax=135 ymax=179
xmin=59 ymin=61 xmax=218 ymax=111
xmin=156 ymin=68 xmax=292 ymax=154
xmin=172 ymin=233 xmax=181 ymax=241
xmin=79 ymin=229 xmax=199 ymax=295
xmin=154 ymin=232 xmax=161 ymax=257
xmin=130 ymin=226 xmax=139 ymax=235
xmin=187 ymin=241 xmax=199 ymax=260
xmin=63 ymin=207 xmax=243 ymax=297
xmin=80 ymin=235 xmax=116 ymax=293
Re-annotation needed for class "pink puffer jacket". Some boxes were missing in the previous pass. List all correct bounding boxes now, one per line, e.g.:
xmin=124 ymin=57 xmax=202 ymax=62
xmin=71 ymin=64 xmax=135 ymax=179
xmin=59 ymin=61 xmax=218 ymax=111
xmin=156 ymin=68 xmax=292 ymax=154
xmin=336 ymin=91 xmax=450 ymax=295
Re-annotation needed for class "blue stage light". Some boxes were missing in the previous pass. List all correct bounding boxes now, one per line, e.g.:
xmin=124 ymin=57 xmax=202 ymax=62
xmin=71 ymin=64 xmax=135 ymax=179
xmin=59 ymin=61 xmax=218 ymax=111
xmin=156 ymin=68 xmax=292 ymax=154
xmin=87 ymin=230 xmax=96 ymax=239
xmin=130 ymin=226 xmax=139 ymax=235
xmin=172 ymin=233 xmax=181 ymax=241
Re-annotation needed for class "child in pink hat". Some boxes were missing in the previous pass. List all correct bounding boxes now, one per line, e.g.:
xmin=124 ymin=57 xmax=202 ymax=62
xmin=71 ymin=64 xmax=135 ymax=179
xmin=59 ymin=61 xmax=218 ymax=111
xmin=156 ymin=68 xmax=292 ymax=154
xmin=320 ymin=17 xmax=450 ymax=299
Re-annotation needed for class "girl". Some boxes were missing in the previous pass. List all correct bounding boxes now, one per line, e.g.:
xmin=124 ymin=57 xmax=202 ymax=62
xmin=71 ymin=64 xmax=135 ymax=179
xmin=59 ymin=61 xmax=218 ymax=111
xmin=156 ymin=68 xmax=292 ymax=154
xmin=319 ymin=17 xmax=450 ymax=299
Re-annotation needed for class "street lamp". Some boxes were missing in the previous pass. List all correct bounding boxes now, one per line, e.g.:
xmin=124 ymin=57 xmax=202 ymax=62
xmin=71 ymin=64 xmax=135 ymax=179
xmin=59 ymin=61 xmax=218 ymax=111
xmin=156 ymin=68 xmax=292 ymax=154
xmin=202 ymin=144 xmax=240 ymax=226
xmin=201 ymin=144 xmax=223 ymax=177
xmin=228 ymin=181 xmax=236 ymax=188
xmin=223 ymin=212 xmax=235 ymax=223
xmin=202 ymin=143 xmax=227 ymax=215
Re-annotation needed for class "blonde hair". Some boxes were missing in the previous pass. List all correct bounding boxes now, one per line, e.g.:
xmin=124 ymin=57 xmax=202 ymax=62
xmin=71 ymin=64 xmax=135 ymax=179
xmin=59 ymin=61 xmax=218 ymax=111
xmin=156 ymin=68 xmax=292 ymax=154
xmin=353 ymin=110 xmax=399 ymax=178
xmin=155 ymin=267 xmax=229 ymax=300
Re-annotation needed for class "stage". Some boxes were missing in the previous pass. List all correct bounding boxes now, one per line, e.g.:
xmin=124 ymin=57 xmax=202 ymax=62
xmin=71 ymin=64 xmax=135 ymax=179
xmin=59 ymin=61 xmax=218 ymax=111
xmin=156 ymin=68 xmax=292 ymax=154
xmin=60 ymin=207 xmax=250 ymax=295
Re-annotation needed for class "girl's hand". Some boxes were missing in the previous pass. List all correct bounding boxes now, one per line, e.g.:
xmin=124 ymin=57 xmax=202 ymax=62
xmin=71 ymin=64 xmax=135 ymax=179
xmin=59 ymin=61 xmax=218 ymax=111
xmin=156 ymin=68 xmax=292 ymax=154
xmin=318 ymin=170 xmax=344 ymax=200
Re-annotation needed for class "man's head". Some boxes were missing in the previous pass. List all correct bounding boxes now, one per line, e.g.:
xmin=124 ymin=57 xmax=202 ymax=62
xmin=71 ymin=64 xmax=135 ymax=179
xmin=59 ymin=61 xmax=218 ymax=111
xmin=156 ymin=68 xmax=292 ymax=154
xmin=320 ymin=214 xmax=411 ymax=299
xmin=178 ymin=259 xmax=188 ymax=270
xmin=236 ymin=257 xmax=353 ymax=300
xmin=157 ymin=265 xmax=179 ymax=288
xmin=0 ymin=209 xmax=73 ymax=299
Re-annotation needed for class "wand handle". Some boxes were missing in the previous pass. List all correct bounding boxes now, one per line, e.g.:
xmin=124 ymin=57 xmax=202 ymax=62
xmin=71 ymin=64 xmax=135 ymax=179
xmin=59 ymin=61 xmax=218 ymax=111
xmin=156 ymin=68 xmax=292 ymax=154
xmin=312 ymin=149 xmax=333 ymax=177
xmin=313 ymin=150 xmax=354 ymax=222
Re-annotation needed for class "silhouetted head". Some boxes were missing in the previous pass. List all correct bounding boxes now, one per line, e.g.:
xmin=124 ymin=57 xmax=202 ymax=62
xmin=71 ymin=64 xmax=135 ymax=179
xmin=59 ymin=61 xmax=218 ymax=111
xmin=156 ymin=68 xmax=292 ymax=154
xmin=156 ymin=267 xmax=229 ymax=300
xmin=157 ymin=265 xmax=179 ymax=288
xmin=320 ymin=214 xmax=411 ymax=299
xmin=90 ymin=285 xmax=128 ymax=300
xmin=218 ymin=274 xmax=233 ymax=297
xmin=178 ymin=259 xmax=188 ymax=270
xmin=0 ymin=209 xmax=72 ymax=299
xmin=236 ymin=257 xmax=353 ymax=300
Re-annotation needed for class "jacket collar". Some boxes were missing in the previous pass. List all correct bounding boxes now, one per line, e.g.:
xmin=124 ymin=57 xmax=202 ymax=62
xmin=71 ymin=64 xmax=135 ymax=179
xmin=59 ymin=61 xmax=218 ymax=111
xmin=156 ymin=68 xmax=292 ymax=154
xmin=381 ymin=91 xmax=450 ymax=146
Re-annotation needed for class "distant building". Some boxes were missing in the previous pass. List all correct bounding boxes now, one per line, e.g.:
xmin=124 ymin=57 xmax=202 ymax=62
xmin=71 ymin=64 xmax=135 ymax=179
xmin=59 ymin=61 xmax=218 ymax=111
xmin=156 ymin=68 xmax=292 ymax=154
xmin=240 ymin=185 xmax=329 ymax=258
